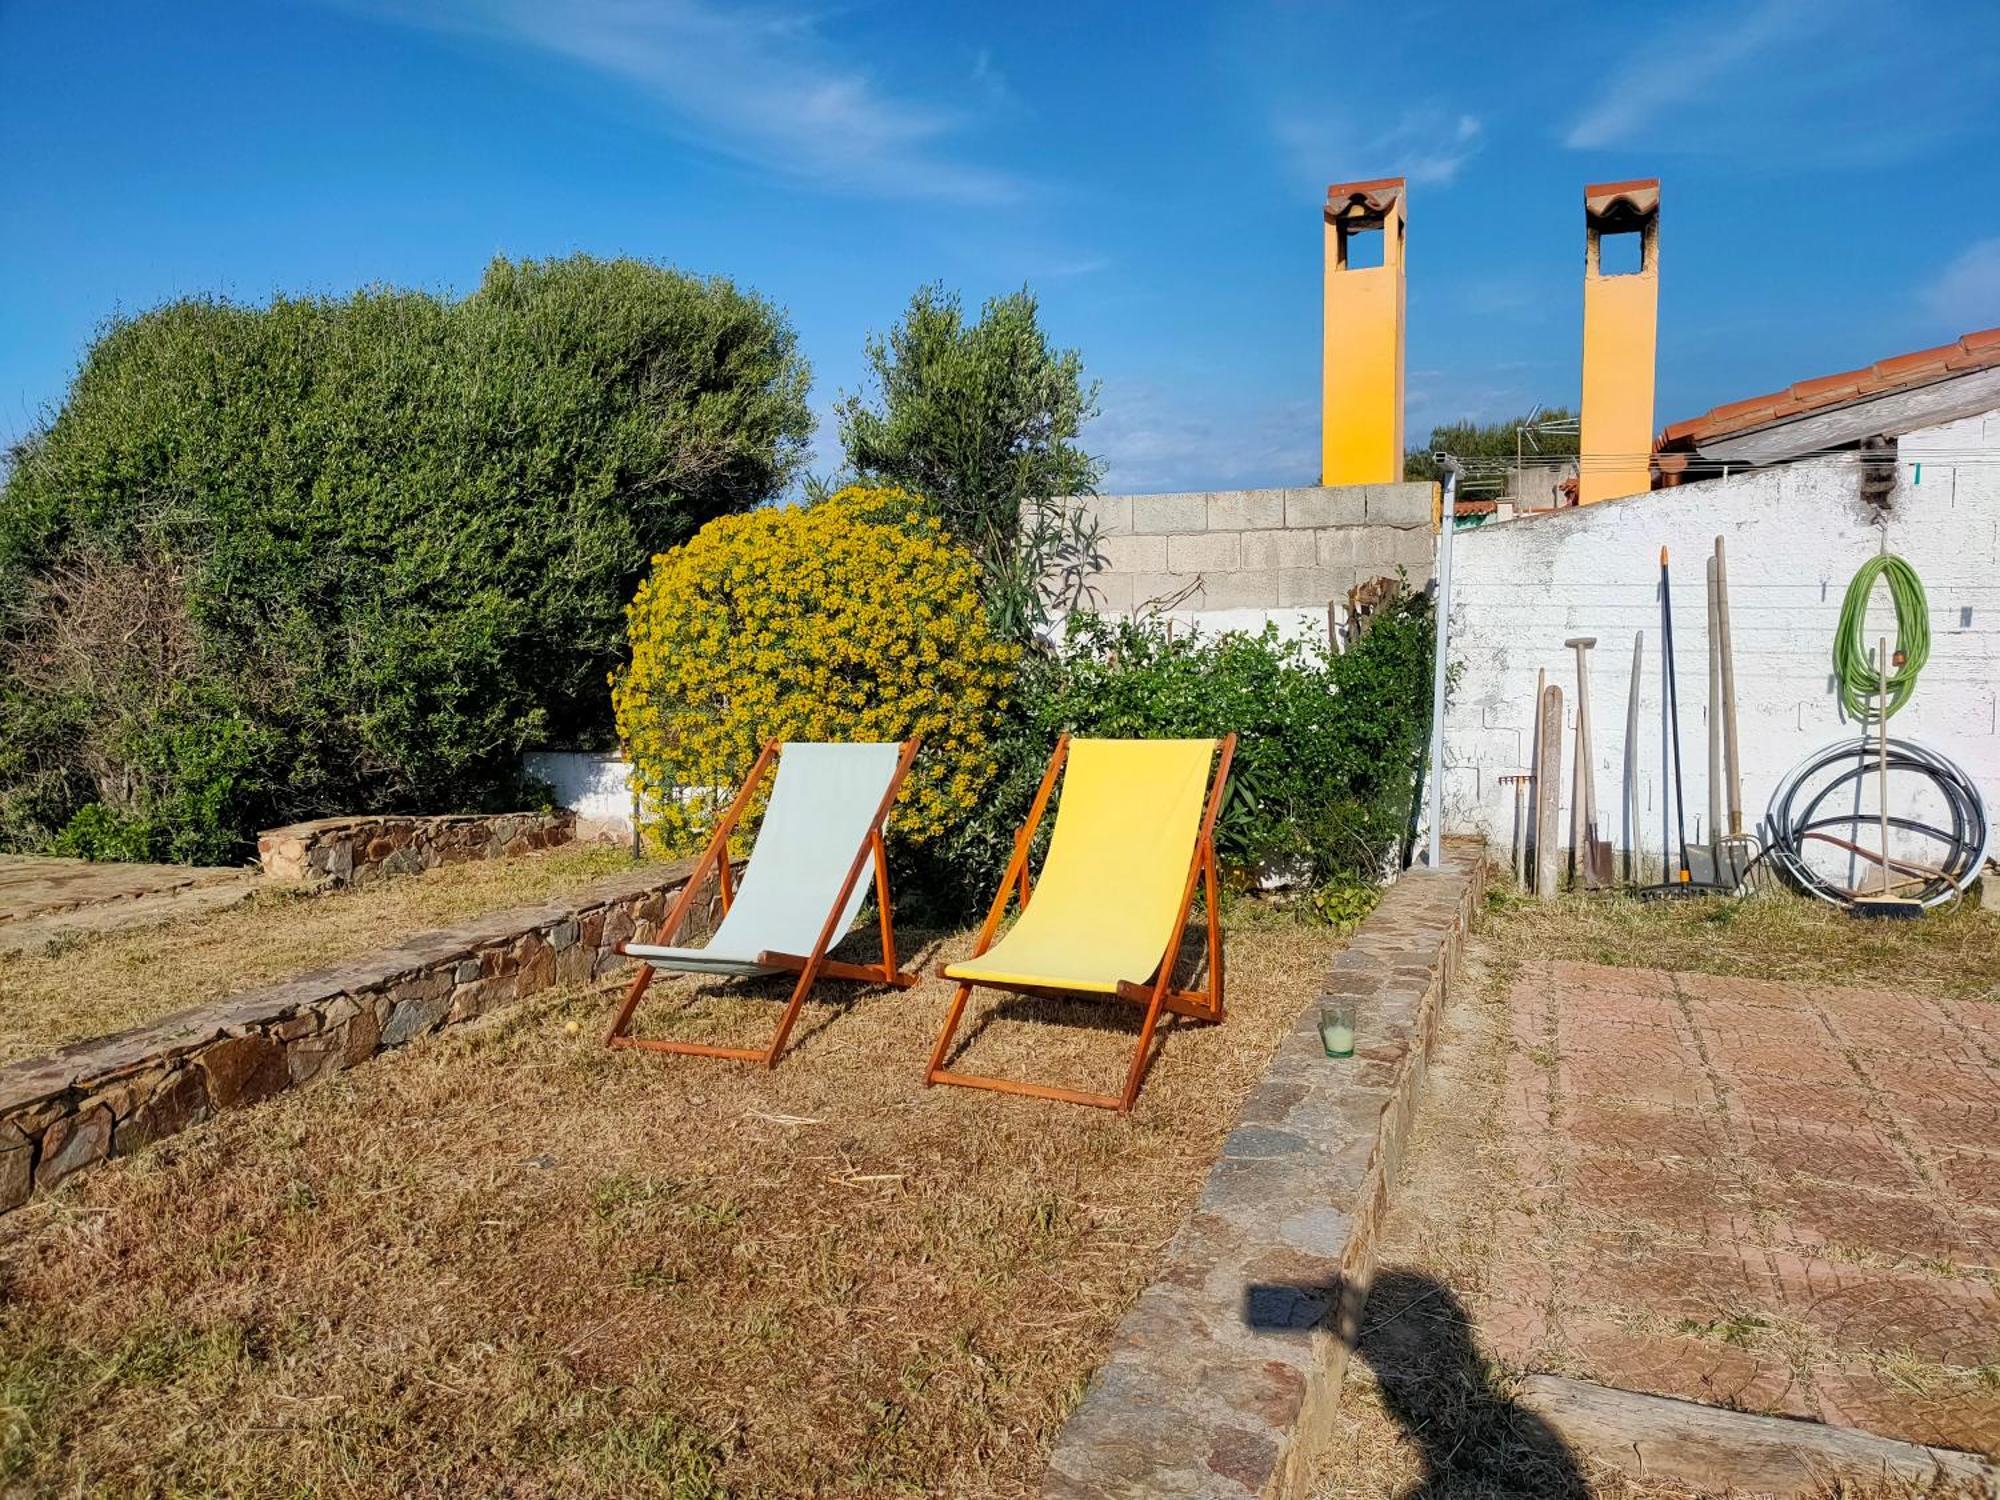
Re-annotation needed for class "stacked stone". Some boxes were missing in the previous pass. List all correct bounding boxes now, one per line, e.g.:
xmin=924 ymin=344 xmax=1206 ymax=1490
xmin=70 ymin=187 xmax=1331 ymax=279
xmin=1041 ymin=842 xmax=1486 ymax=1500
xmin=257 ymin=810 xmax=577 ymax=889
xmin=0 ymin=859 xmax=711 ymax=1216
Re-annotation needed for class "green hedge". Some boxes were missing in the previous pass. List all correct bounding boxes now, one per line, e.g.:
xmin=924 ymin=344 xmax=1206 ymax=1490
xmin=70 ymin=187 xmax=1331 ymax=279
xmin=901 ymin=591 xmax=1436 ymax=917
xmin=0 ymin=255 xmax=811 ymax=863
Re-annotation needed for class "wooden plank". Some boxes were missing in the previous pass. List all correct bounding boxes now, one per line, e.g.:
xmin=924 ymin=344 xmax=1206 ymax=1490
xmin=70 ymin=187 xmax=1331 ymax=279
xmin=1516 ymin=1374 xmax=2000 ymax=1497
xmin=1534 ymin=684 xmax=1564 ymax=901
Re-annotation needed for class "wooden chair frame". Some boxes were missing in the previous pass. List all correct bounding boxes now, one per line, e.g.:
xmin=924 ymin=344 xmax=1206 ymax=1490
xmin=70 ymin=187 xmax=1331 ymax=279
xmin=605 ymin=737 xmax=921 ymax=1068
xmin=923 ymin=732 xmax=1237 ymax=1114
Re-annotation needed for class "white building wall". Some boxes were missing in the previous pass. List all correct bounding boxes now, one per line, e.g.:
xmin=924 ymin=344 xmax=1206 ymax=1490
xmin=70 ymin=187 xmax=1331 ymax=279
xmin=1441 ymin=412 xmax=2000 ymax=875
xmin=522 ymin=750 xmax=635 ymax=841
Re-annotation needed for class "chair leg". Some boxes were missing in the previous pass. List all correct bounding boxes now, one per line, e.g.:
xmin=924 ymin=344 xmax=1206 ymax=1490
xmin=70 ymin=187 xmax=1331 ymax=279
xmin=873 ymin=833 xmax=915 ymax=985
xmin=924 ymin=982 xmax=975 ymax=1082
xmin=1203 ymin=843 xmax=1225 ymax=1022
xmin=761 ymin=964 xmax=821 ymax=1068
xmin=604 ymin=962 xmax=655 ymax=1045
xmin=1118 ymin=986 xmax=1171 ymax=1113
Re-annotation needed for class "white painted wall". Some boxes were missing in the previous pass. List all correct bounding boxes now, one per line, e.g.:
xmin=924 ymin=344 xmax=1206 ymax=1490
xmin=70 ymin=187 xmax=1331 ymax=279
xmin=522 ymin=750 xmax=634 ymax=840
xmin=1441 ymin=411 xmax=2000 ymax=880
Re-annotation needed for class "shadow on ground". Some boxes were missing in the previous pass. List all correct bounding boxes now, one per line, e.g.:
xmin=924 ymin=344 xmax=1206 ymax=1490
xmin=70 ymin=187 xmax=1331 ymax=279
xmin=1249 ymin=1266 xmax=1589 ymax=1498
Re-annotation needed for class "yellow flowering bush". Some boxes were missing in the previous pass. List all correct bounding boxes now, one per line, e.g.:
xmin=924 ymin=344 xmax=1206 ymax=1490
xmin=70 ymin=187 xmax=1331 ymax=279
xmin=614 ymin=485 xmax=1017 ymax=855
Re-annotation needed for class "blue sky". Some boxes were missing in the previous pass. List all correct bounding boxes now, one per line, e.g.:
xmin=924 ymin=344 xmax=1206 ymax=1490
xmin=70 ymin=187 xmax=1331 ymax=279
xmin=4 ymin=0 xmax=1998 ymax=492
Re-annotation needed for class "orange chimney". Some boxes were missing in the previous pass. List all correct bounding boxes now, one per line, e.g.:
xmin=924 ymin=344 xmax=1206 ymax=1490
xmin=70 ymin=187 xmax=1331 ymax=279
xmin=1578 ymin=179 xmax=1660 ymax=504
xmin=1322 ymin=177 xmax=1407 ymax=486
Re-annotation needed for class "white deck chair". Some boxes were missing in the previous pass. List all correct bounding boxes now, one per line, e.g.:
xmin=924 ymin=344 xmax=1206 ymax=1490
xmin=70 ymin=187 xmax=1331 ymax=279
xmin=604 ymin=739 xmax=919 ymax=1067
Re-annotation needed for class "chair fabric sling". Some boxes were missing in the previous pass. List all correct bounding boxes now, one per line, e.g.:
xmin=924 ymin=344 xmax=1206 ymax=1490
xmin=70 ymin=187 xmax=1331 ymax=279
xmin=605 ymin=739 xmax=919 ymax=1067
xmin=946 ymin=739 xmax=1214 ymax=992
xmin=926 ymin=734 xmax=1235 ymax=1113
xmin=626 ymin=742 xmax=903 ymax=976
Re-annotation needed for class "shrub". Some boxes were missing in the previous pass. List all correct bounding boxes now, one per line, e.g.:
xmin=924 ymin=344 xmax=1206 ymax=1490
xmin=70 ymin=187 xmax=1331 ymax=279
xmin=835 ymin=285 xmax=1104 ymax=640
xmin=0 ymin=255 xmax=812 ymax=861
xmin=1308 ymin=876 xmax=1382 ymax=933
xmin=614 ymin=486 xmax=1017 ymax=855
xmin=913 ymin=591 xmax=1436 ymax=916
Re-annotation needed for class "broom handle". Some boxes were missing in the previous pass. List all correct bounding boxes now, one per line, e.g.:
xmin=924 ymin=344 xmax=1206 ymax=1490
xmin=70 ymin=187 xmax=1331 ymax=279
xmin=1661 ymin=548 xmax=1690 ymax=880
xmin=1715 ymin=537 xmax=1743 ymax=838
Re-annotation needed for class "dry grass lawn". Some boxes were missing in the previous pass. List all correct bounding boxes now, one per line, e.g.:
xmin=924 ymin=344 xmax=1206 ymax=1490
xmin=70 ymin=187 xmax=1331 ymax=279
xmin=1477 ymin=883 xmax=2000 ymax=1004
xmin=0 ymin=906 xmax=1330 ymax=1498
xmin=0 ymin=846 xmax=648 ymax=1066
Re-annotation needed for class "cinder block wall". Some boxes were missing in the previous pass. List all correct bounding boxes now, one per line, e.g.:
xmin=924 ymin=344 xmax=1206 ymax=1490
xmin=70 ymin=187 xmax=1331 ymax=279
xmin=1058 ymin=483 xmax=1437 ymax=634
xmin=1441 ymin=411 xmax=2000 ymax=869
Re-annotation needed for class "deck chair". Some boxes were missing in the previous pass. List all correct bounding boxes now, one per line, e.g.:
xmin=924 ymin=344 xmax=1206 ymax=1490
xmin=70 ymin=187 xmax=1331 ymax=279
xmin=924 ymin=734 xmax=1236 ymax=1113
xmin=605 ymin=738 xmax=920 ymax=1068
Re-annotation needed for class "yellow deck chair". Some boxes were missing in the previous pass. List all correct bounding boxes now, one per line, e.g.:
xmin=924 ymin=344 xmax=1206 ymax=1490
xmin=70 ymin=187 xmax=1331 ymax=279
xmin=924 ymin=734 xmax=1236 ymax=1113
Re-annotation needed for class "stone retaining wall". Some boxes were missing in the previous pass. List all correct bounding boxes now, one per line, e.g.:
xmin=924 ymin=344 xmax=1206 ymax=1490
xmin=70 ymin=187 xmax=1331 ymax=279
xmin=1041 ymin=841 xmax=1486 ymax=1499
xmin=257 ymin=810 xmax=576 ymax=889
xmin=0 ymin=860 xmax=709 ymax=1217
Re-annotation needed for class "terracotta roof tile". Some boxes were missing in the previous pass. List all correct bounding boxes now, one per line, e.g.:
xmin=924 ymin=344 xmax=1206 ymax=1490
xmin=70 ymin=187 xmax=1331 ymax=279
xmin=1873 ymin=349 xmax=1949 ymax=379
xmin=1584 ymin=177 xmax=1660 ymax=198
xmin=1326 ymin=175 xmax=1406 ymax=198
xmin=1325 ymin=177 xmax=1406 ymax=220
xmin=1657 ymin=328 xmax=2000 ymax=451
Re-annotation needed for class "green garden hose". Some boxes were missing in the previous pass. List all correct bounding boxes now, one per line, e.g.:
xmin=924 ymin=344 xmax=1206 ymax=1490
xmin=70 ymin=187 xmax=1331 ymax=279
xmin=1833 ymin=553 xmax=1929 ymax=722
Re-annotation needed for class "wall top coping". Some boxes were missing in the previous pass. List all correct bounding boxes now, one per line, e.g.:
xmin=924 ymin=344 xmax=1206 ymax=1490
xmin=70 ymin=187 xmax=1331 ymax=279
xmin=0 ymin=859 xmax=696 ymax=1114
xmin=259 ymin=809 xmax=569 ymax=841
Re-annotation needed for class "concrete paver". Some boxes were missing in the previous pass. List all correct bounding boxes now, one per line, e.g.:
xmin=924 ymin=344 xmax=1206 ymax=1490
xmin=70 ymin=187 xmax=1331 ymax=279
xmin=1489 ymin=959 xmax=2000 ymax=1457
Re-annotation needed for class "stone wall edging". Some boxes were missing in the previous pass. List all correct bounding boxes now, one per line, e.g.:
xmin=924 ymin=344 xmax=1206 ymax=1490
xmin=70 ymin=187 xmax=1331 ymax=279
xmin=1040 ymin=840 xmax=1487 ymax=1500
xmin=0 ymin=859 xmax=710 ymax=1216
xmin=257 ymin=809 xmax=577 ymax=889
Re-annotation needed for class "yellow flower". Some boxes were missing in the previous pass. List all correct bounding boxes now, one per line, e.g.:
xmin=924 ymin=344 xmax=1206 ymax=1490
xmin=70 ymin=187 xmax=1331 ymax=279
xmin=612 ymin=485 xmax=1008 ymax=854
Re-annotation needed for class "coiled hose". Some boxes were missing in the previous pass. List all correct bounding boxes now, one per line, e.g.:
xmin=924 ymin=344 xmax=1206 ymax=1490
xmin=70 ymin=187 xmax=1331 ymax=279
xmin=1758 ymin=553 xmax=1987 ymax=908
xmin=1760 ymin=736 xmax=1989 ymax=909
xmin=1833 ymin=553 xmax=1929 ymax=721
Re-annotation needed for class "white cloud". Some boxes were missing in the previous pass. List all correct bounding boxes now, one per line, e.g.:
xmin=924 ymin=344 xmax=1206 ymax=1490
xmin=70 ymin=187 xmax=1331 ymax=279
xmin=1922 ymin=239 xmax=2000 ymax=330
xmin=1274 ymin=105 xmax=1484 ymax=189
xmin=1564 ymin=0 xmax=1821 ymax=149
xmin=1042 ymin=254 xmax=1112 ymax=279
xmin=1558 ymin=0 xmax=1995 ymax=167
xmin=344 ymin=0 xmax=1021 ymax=204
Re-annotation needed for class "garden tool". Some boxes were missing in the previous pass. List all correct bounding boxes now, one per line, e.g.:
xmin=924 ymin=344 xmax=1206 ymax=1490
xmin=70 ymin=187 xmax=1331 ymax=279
xmin=1622 ymin=629 xmax=1643 ymax=884
xmin=1662 ymin=548 xmax=1691 ymax=881
xmin=1565 ymin=636 xmax=1614 ymax=888
xmin=1688 ymin=556 xmax=1724 ymax=887
xmin=1534 ymin=682 xmax=1564 ymax=901
xmin=1527 ymin=667 xmax=1546 ymax=888
xmin=1851 ymin=635 xmax=1924 ymax=919
xmin=1642 ymin=547 xmax=1724 ymax=898
xmin=1712 ymin=536 xmax=1756 ymax=885
xmin=1500 ymin=772 xmax=1533 ymax=885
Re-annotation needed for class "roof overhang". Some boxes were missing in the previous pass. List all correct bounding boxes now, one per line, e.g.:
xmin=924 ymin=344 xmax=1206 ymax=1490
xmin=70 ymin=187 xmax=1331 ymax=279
xmin=1657 ymin=328 xmax=2000 ymax=469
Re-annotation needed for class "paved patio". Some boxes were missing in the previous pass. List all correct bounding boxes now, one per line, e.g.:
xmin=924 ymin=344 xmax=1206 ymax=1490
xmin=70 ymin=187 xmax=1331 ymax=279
xmin=1486 ymin=960 xmax=2000 ymax=1457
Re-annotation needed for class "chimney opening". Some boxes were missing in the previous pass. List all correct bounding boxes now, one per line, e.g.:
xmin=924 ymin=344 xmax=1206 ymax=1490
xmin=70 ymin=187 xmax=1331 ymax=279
xmin=1341 ymin=225 xmax=1385 ymax=270
xmin=1597 ymin=229 xmax=1642 ymax=276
